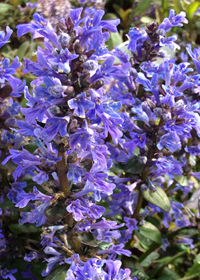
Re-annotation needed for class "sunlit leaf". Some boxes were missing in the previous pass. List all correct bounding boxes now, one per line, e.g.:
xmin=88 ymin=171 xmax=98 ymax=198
xmin=186 ymin=2 xmax=200 ymax=21
xmin=139 ymin=222 xmax=162 ymax=244
xmin=142 ymin=186 xmax=171 ymax=212
xmin=0 ymin=3 xmax=14 ymax=14
xmin=107 ymin=32 xmax=123 ymax=50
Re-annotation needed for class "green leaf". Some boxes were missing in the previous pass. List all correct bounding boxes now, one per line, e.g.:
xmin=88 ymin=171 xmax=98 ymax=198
xmin=179 ymin=227 xmax=197 ymax=236
xmin=139 ymin=222 xmax=162 ymax=244
xmin=185 ymin=260 xmax=200 ymax=276
xmin=196 ymin=254 xmax=200 ymax=264
xmin=107 ymin=32 xmax=123 ymax=50
xmin=113 ymin=4 xmax=132 ymax=25
xmin=132 ymin=0 xmax=152 ymax=17
xmin=155 ymin=256 xmax=171 ymax=263
xmin=146 ymin=216 xmax=160 ymax=228
xmin=0 ymin=3 xmax=14 ymax=14
xmin=44 ymin=264 xmax=69 ymax=280
xmin=162 ymin=0 xmax=168 ymax=10
xmin=172 ymin=0 xmax=184 ymax=13
xmin=31 ymin=263 xmax=47 ymax=280
xmin=0 ymin=198 xmax=14 ymax=210
xmin=141 ymin=252 xmax=160 ymax=267
xmin=125 ymin=156 xmax=145 ymax=174
xmin=135 ymin=231 xmax=153 ymax=247
xmin=157 ymin=267 xmax=180 ymax=280
xmin=9 ymin=224 xmax=42 ymax=234
xmin=122 ymin=257 xmax=149 ymax=280
xmin=24 ymin=143 xmax=38 ymax=153
xmin=17 ymin=41 xmax=30 ymax=61
xmin=142 ymin=186 xmax=171 ymax=212
xmin=103 ymin=13 xmax=119 ymax=20
xmin=186 ymin=2 xmax=200 ymax=21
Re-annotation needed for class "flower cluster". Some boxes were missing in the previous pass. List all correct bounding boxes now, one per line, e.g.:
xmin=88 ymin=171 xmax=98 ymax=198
xmin=1 ymin=5 xmax=200 ymax=280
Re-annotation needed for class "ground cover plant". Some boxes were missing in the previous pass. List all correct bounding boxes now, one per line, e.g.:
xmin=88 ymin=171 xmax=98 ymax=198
xmin=2 ymin=2 xmax=200 ymax=280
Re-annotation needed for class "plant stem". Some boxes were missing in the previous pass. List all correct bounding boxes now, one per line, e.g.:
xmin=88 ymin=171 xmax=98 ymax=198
xmin=0 ymin=168 xmax=10 ymax=186
xmin=133 ymin=191 xmax=143 ymax=218
xmin=152 ymin=242 xmax=200 ymax=278
xmin=165 ymin=181 xmax=176 ymax=194
xmin=178 ymin=273 xmax=200 ymax=280
xmin=57 ymin=152 xmax=70 ymax=197
xmin=151 ymin=250 xmax=187 ymax=278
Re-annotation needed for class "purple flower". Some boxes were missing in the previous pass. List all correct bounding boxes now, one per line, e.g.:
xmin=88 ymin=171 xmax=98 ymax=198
xmin=124 ymin=132 xmax=146 ymax=153
xmin=162 ymin=238 xmax=169 ymax=251
xmin=75 ymin=171 xmax=116 ymax=199
xmin=159 ymin=9 xmax=188 ymax=32
xmin=93 ymin=228 xmax=120 ymax=243
xmin=16 ymin=186 xmax=51 ymax=208
xmin=69 ymin=128 xmax=91 ymax=150
xmin=69 ymin=8 xmax=84 ymax=33
xmin=50 ymin=48 xmax=79 ymax=73
xmin=7 ymin=182 xmax=27 ymax=204
xmin=65 ymin=254 xmax=83 ymax=271
xmin=157 ymin=131 xmax=181 ymax=153
xmin=136 ymin=73 xmax=160 ymax=104
xmin=152 ymin=156 xmax=182 ymax=178
xmin=80 ymin=10 xmax=119 ymax=45
xmin=90 ymin=56 xmax=130 ymax=83
xmin=2 ymin=149 xmax=41 ymax=181
xmin=0 ymin=57 xmax=21 ymax=88
xmin=124 ymin=217 xmax=138 ymax=231
xmin=98 ymin=243 xmax=131 ymax=260
xmin=67 ymin=164 xmax=84 ymax=183
xmin=175 ymin=238 xmax=194 ymax=249
xmin=87 ymin=30 xmax=109 ymax=58
xmin=16 ymin=13 xmax=59 ymax=47
xmin=24 ymin=251 xmax=38 ymax=262
xmin=41 ymin=116 xmax=70 ymax=142
xmin=21 ymin=265 xmax=37 ymax=280
xmin=100 ymin=113 xmax=123 ymax=145
xmin=161 ymin=85 xmax=182 ymax=107
xmin=41 ymin=255 xmax=63 ymax=277
xmin=160 ymin=35 xmax=180 ymax=51
xmin=10 ymin=80 xmax=26 ymax=97
xmin=1 ymin=268 xmax=17 ymax=280
xmin=128 ymin=27 xmax=147 ymax=52
xmin=68 ymin=92 xmax=95 ymax=118
xmin=88 ymin=204 xmax=105 ymax=219
xmin=67 ymin=199 xmax=89 ymax=221
xmin=0 ymin=26 xmax=13 ymax=48
xmin=186 ymin=45 xmax=200 ymax=74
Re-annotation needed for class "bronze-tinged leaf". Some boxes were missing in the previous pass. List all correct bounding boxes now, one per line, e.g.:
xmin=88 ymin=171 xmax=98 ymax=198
xmin=0 ymin=84 xmax=13 ymax=99
xmin=74 ymin=232 xmax=98 ymax=247
xmin=44 ymin=202 xmax=68 ymax=221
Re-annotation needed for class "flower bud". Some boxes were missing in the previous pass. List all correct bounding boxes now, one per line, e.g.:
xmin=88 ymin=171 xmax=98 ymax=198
xmin=82 ymin=60 xmax=98 ymax=71
xmin=58 ymin=33 xmax=71 ymax=46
